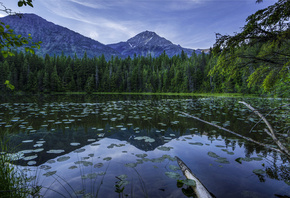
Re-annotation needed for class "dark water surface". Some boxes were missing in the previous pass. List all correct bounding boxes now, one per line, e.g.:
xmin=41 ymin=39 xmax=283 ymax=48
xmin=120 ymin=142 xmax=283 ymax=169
xmin=1 ymin=95 xmax=289 ymax=197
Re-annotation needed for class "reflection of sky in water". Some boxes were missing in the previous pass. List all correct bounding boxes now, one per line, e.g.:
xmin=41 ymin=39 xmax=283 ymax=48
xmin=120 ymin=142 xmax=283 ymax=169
xmin=17 ymin=134 xmax=289 ymax=198
xmin=2 ymin=97 xmax=289 ymax=197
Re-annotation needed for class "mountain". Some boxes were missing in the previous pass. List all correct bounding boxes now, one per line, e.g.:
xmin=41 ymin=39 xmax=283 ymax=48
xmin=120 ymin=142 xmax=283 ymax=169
xmin=1 ymin=14 xmax=202 ymax=59
xmin=0 ymin=14 xmax=120 ymax=59
xmin=108 ymin=30 xmax=202 ymax=58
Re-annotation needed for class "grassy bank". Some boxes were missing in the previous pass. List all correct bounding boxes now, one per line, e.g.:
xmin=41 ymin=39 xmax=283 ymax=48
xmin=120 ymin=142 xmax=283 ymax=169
xmin=50 ymin=91 xmax=259 ymax=98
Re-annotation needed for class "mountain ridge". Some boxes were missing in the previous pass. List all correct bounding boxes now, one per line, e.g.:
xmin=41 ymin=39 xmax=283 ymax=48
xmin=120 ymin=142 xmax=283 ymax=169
xmin=108 ymin=30 xmax=202 ymax=57
xmin=0 ymin=13 xmax=120 ymax=59
xmin=1 ymin=13 xmax=204 ymax=59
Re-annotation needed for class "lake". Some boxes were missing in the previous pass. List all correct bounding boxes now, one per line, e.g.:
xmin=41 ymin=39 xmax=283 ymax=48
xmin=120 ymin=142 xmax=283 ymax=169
xmin=1 ymin=94 xmax=289 ymax=198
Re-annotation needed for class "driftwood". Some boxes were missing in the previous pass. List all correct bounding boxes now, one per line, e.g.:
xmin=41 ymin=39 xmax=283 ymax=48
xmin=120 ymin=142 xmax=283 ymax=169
xmin=180 ymin=105 xmax=290 ymax=157
xmin=176 ymin=156 xmax=214 ymax=198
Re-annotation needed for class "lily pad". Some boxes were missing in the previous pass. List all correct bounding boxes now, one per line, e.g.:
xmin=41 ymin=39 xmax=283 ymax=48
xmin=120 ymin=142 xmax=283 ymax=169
xmin=88 ymin=139 xmax=96 ymax=142
xmin=215 ymin=157 xmax=230 ymax=164
xmin=34 ymin=148 xmax=44 ymax=153
xmin=169 ymin=165 xmax=180 ymax=171
xmin=94 ymin=163 xmax=104 ymax=168
xmin=207 ymin=152 xmax=219 ymax=158
xmin=23 ymin=155 xmax=38 ymax=161
xmin=157 ymin=146 xmax=173 ymax=151
xmin=103 ymin=157 xmax=112 ymax=161
xmin=91 ymin=143 xmax=100 ymax=146
xmin=33 ymin=144 xmax=43 ymax=148
xmin=215 ymin=145 xmax=226 ymax=148
xmin=47 ymin=150 xmax=65 ymax=154
xmin=40 ymin=165 xmax=51 ymax=170
xmin=253 ymin=169 xmax=266 ymax=175
xmin=144 ymin=138 xmax=155 ymax=143
xmin=82 ymin=173 xmax=97 ymax=179
xmin=70 ymin=142 xmax=80 ymax=146
xmin=189 ymin=142 xmax=203 ymax=146
xmin=47 ymin=159 xmax=56 ymax=164
xmin=57 ymin=156 xmax=70 ymax=162
xmin=125 ymin=163 xmax=137 ymax=168
xmin=117 ymin=174 xmax=128 ymax=180
xmin=27 ymin=161 xmax=37 ymax=165
xmin=43 ymin=171 xmax=57 ymax=177
xmin=165 ymin=172 xmax=181 ymax=179
xmin=181 ymin=179 xmax=196 ymax=186
xmin=136 ymin=154 xmax=148 ymax=158
xmin=74 ymin=148 xmax=85 ymax=153
xmin=22 ymin=140 xmax=33 ymax=143
xmin=75 ymin=161 xmax=93 ymax=166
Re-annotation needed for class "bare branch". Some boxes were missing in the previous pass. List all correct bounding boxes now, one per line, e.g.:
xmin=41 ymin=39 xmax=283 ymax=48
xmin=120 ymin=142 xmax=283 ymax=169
xmin=180 ymin=111 xmax=285 ymax=155
xmin=239 ymin=101 xmax=290 ymax=157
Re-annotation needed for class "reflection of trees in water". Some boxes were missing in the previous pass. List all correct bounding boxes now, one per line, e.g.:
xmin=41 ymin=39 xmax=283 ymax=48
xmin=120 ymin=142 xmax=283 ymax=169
xmin=264 ymin=153 xmax=290 ymax=184
xmin=2 ymin=96 xmax=289 ymax=185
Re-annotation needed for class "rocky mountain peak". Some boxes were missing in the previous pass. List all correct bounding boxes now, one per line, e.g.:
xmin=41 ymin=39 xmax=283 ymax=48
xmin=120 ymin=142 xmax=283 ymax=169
xmin=127 ymin=30 xmax=172 ymax=48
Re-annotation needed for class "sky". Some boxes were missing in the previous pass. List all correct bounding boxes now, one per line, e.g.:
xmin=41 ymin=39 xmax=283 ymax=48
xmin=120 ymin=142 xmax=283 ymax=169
xmin=0 ymin=0 xmax=276 ymax=49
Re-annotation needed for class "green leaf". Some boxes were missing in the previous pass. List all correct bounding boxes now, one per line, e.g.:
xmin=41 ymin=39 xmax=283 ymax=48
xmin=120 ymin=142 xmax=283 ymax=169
xmin=1 ymin=51 xmax=8 ymax=58
xmin=177 ymin=180 xmax=184 ymax=188
xmin=27 ymin=1 xmax=33 ymax=7
xmin=18 ymin=1 xmax=24 ymax=7
xmin=0 ymin=25 xmax=4 ymax=32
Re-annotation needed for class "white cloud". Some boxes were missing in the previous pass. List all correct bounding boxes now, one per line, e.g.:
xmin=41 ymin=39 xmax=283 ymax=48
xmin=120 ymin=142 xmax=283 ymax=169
xmin=69 ymin=0 xmax=107 ymax=9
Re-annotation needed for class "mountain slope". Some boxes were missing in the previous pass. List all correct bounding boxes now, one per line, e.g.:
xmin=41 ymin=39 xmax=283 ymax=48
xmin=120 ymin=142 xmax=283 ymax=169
xmin=108 ymin=30 xmax=201 ymax=57
xmin=0 ymin=14 xmax=120 ymax=59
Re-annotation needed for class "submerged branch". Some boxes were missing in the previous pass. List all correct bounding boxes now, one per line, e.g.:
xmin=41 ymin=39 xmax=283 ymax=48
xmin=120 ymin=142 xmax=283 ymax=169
xmin=238 ymin=101 xmax=290 ymax=157
xmin=180 ymin=112 xmax=286 ymax=156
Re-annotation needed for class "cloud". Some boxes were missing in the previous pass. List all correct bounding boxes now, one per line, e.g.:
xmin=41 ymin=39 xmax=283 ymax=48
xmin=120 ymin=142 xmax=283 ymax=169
xmin=69 ymin=0 xmax=108 ymax=9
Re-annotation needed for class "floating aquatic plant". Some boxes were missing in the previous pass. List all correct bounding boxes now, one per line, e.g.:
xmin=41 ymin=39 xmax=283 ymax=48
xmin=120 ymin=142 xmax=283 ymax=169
xmin=169 ymin=165 xmax=180 ymax=171
xmin=165 ymin=172 xmax=181 ymax=179
xmin=69 ymin=165 xmax=78 ymax=169
xmin=157 ymin=146 xmax=173 ymax=151
xmin=253 ymin=169 xmax=266 ymax=175
xmin=43 ymin=171 xmax=57 ymax=177
xmin=47 ymin=149 xmax=65 ymax=154
xmin=207 ymin=152 xmax=219 ymax=158
xmin=75 ymin=161 xmax=93 ymax=166
xmin=103 ymin=157 xmax=112 ymax=161
xmin=74 ymin=148 xmax=85 ymax=153
xmin=94 ymin=163 xmax=104 ymax=168
xmin=57 ymin=156 xmax=70 ymax=162
xmin=70 ymin=142 xmax=80 ymax=146
xmin=189 ymin=142 xmax=203 ymax=146
xmin=125 ymin=163 xmax=137 ymax=168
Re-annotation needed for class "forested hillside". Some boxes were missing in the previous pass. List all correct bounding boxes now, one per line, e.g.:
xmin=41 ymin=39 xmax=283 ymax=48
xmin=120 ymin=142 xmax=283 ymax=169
xmin=0 ymin=48 xmax=288 ymax=96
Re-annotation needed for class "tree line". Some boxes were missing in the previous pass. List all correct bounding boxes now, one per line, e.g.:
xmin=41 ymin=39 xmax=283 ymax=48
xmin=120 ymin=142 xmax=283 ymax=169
xmin=0 ymin=46 xmax=287 ymax=96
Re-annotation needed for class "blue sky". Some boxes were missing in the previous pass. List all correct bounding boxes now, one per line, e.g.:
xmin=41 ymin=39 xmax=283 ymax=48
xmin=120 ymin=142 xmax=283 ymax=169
xmin=1 ymin=0 xmax=275 ymax=49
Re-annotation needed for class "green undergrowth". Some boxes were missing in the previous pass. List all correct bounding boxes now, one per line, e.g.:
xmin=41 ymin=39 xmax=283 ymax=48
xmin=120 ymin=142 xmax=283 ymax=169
xmin=0 ymin=137 xmax=41 ymax=198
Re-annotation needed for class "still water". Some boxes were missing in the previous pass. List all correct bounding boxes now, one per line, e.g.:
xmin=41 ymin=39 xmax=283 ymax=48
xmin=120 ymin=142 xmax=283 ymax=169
xmin=1 ymin=95 xmax=289 ymax=197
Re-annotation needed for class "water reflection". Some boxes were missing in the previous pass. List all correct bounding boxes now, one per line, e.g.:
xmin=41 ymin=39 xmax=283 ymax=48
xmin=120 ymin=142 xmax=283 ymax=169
xmin=1 ymin=95 xmax=289 ymax=197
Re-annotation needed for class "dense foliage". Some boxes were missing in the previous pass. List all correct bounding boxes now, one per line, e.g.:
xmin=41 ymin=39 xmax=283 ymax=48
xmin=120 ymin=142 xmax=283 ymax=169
xmin=0 ymin=1 xmax=41 ymax=58
xmin=0 ymin=0 xmax=288 ymax=97
xmin=0 ymin=49 xmax=287 ymax=96
xmin=212 ymin=0 xmax=289 ymax=97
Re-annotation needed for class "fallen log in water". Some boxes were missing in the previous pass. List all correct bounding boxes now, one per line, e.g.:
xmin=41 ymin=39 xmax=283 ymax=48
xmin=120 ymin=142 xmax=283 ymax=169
xmin=176 ymin=156 xmax=215 ymax=198
xmin=180 ymin=111 xmax=286 ymax=156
